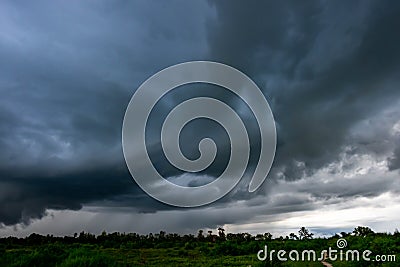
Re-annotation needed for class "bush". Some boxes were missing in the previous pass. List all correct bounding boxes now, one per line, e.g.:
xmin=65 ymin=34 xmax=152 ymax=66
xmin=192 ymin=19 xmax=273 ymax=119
xmin=16 ymin=244 xmax=66 ymax=267
xmin=59 ymin=254 xmax=117 ymax=267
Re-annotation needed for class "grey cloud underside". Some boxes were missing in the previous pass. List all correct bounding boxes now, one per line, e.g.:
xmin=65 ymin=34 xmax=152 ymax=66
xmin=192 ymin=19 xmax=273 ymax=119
xmin=0 ymin=168 xmax=134 ymax=225
xmin=0 ymin=0 xmax=400 ymax=227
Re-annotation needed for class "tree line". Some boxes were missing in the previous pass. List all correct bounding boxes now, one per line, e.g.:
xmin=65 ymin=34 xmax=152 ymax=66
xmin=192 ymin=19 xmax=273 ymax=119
xmin=0 ymin=225 xmax=397 ymax=248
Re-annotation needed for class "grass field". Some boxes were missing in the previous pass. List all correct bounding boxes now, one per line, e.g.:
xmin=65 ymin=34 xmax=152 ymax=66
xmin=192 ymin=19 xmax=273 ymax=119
xmin=0 ymin=227 xmax=398 ymax=266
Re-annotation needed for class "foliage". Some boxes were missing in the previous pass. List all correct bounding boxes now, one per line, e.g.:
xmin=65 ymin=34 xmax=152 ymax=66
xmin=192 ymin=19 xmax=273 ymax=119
xmin=0 ymin=226 xmax=398 ymax=266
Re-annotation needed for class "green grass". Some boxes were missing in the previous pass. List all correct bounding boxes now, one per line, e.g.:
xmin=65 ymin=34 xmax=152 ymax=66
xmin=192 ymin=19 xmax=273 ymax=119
xmin=1 ymin=243 xmax=398 ymax=267
xmin=0 ymin=229 xmax=398 ymax=266
xmin=0 ymin=245 xmax=263 ymax=267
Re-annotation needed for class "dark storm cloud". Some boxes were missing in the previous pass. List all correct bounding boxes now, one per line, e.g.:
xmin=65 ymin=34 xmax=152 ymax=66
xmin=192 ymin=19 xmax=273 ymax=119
xmin=0 ymin=168 xmax=134 ymax=225
xmin=0 ymin=0 xmax=212 ymax=225
xmin=1 ymin=0 xmax=400 ymax=229
xmin=388 ymin=144 xmax=400 ymax=171
xmin=208 ymin=0 xmax=400 ymax=180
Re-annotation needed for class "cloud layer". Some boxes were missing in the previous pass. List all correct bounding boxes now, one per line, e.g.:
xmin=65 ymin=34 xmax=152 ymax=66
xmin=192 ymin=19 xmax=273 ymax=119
xmin=0 ymin=0 xmax=399 ymax=234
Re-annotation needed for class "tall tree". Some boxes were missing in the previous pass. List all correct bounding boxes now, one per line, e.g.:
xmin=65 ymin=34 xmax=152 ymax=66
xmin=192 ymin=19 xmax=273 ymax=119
xmin=298 ymin=227 xmax=314 ymax=240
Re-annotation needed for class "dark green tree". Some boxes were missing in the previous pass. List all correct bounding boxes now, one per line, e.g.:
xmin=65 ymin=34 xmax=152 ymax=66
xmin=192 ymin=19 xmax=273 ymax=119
xmin=298 ymin=227 xmax=314 ymax=240
xmin=353 ymin=226 xmax=374 ymax=237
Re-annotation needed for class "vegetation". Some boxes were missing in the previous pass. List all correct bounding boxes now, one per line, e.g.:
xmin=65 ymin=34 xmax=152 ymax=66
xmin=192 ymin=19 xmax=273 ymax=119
xmin=0 ymin=226 xmax=398 ymax=266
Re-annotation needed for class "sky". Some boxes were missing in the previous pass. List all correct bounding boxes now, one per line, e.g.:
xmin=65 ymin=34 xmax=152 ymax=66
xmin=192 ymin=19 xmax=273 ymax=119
xmin=0 ymin=0 xmax=400 ymax=237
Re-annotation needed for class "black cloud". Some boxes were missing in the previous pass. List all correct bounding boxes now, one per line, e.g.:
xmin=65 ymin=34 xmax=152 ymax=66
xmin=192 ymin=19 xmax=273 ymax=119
xmin=0 ymin=0 xmax=400 ymax=229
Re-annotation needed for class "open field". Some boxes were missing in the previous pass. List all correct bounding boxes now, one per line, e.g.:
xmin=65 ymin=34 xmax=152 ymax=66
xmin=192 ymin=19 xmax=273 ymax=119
xmin=0 ymin=227 xmax=398 ymax=266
